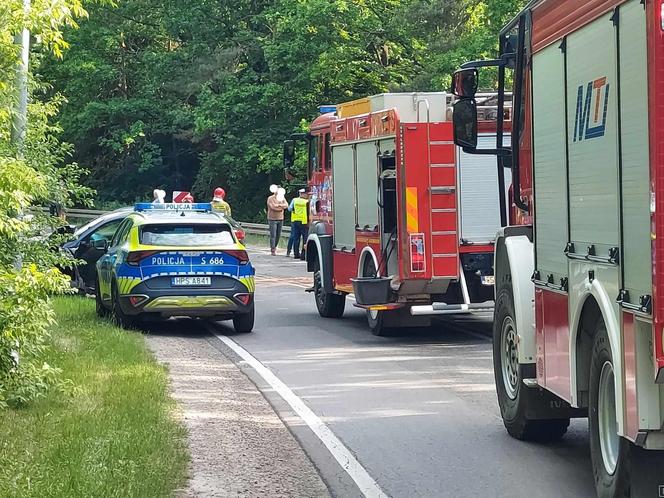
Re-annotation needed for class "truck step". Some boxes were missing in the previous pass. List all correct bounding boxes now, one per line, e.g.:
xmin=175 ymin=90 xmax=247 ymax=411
xmin=410 ymin=302 xmax=494 ymax=316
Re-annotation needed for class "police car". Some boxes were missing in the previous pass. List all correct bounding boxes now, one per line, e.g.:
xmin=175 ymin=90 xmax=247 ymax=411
xmin=94 ymin=203 xmax=255 ymax=332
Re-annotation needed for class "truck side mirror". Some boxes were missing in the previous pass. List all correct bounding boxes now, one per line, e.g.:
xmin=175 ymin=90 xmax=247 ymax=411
xmin=451 ymin=68 xmax=478 ymax=98
xmin=283 ymin=140 xmax=296 ymax=170
xmin=453 ymin=98 xmax=478 ymax=149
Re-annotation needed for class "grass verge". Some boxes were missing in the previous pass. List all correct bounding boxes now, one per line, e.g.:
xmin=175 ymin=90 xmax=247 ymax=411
xmin=242 ymin=232 xmax=270 ymax=247
xmin=0 ymin=296 xmax=189 ymax=497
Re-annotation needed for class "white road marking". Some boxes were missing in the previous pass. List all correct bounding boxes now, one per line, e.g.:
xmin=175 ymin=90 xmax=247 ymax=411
xmin=210 ymin=330 xmax=389 ymax=498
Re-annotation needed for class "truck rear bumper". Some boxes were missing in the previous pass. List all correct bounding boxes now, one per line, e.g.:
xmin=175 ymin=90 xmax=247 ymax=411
xmin=410 ymin=302 xmax=494 ymax=316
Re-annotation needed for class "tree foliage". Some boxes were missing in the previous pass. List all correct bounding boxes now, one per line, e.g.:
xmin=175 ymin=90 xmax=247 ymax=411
xmin=44 ymin=0 xmax=525 ymax=220
xmin=0 ymin=0 xmax=93 ymax=407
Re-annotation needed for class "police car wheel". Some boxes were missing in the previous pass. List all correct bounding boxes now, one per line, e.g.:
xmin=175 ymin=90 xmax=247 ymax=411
xmin=233 ymin=304 xmax=254 ymax=333
xmin=95 ymin=273 xmax=109 ymax=318
xmin=111 ymin=280 xmax=136 ymax=329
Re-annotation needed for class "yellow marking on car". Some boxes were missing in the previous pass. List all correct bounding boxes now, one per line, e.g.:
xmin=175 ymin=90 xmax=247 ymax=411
xmin=118 ymin=276 xmax=142 ymax=295
xmin=239 ymin=276 xmax=255 ymax=292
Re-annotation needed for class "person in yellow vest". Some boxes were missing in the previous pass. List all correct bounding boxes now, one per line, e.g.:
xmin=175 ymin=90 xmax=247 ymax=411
xmin=289 ymin=188 xmax=309 ymax=260
xmin=211 ymin=187 xmax=232 ymax=216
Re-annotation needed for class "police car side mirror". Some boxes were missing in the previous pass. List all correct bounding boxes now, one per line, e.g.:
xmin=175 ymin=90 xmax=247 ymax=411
xmin=453 ymin=98 xmax=478 ymax=149
xmin=91 ymin=238 xmax=109 ymax=251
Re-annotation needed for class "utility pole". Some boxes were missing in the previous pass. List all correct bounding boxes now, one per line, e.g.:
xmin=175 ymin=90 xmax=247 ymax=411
xmin=11 ymin=0 xmax=31 ymax=150
xmin=11 ymin=0 xmax=30 ymax=272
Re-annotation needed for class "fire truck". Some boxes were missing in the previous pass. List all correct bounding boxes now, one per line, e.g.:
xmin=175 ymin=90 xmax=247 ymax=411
xmin=451 ymin=0 xmax=664 ymax=496
xmin=283 ymin=93 xmax=509 ymax=335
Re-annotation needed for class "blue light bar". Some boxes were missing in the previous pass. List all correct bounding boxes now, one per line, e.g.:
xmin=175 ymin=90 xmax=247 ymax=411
xmin=318 ymin=105 xmax=337 ymax=114
xmin=134 ymin=202 xmax=212 ymax=212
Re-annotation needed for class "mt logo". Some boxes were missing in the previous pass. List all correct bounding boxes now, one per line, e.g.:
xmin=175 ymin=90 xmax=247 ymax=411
xmin=573 ymin=76 xmax=609 ymax=142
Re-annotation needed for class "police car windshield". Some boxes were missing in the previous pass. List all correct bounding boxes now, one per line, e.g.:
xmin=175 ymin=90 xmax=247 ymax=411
xmin=140 ymin=224 xmax=235 ymax=246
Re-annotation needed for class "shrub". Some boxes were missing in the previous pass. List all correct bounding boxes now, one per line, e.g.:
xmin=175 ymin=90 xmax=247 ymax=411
xmin=0 ymin=0 xmax=93 ymax=407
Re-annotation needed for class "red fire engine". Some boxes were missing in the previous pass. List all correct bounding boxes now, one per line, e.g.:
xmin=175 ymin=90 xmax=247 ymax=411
xmin=283 ymin=93 xmax=508 ymax=335
xmin=451 ymin=0 xmax=664 ymax=496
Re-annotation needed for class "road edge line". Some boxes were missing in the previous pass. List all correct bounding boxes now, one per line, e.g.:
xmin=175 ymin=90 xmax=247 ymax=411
xmin=209 ymin=329 xmax=389 ymax=498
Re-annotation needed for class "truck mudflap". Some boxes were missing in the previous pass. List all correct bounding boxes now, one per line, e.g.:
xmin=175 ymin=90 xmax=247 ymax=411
xmin=521 ymin=380 xmax=587 ymax=420
xmin=520 ymin=365 xmax=587 ymax=420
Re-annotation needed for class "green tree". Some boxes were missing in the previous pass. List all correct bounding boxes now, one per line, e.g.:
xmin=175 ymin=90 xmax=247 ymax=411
xmin=0 ymin=0 xmax=93 ymax=407
xmin=44 ymin=0 xmax=525 ymax=220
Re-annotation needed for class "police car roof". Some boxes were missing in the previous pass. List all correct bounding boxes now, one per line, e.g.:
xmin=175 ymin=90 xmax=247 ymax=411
xmin=133 ymin=211 xmax=228 ymax=225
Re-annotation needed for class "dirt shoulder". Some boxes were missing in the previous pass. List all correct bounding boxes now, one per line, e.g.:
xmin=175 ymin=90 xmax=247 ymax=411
xmin=146 ymin=324 xmax=330 ymax=498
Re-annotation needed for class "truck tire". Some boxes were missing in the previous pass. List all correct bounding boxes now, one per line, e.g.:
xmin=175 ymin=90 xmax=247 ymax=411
xmin=589 ymin=318 xmax=631 ymax=498
xmin=493 ymin=283 xmax=569 ymax=441
xmin=111 ymin=280 xmax=136 ymax=329
xmin=362 ymin=257 xmax=390 ymax=336
xmin=313 ymin=259 xmax=345 ymax=318
xmin=233 ymin=304 xmax=255 ymax=333
xmin=367 ymin=308 xmax=389 ymax=336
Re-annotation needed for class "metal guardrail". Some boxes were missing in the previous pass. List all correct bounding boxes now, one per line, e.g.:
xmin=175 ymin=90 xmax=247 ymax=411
xmin=64 ymin=208 xmax=107 ymax=219
xmin=49 ymin=207 xmax=284 ymax=236
xmin=241 ymin=222 xmax=290 ymax=236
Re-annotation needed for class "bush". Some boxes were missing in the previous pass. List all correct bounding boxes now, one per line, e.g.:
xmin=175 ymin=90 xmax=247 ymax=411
xmin=0 ymin=0 xmax=94 ymax=407
xmin=0 ymin=266 xmax=69 ymax=408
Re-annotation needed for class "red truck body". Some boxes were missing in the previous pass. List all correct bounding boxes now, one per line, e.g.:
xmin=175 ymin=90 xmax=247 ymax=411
xmin=295 ymin=93 xmax=505 ymax=333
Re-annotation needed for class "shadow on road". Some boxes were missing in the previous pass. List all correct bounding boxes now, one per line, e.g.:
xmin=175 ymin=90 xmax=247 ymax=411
xmin=137 ymin=317 xmax=211 ymax=338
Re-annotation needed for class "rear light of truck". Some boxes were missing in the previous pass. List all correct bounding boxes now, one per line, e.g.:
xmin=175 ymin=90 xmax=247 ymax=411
xmin=127 ymin=250 xmax=160 ymax=265
xmin=409 ymin=233 xmax=426 ymax=273
xmin=224 ymin=249 xmax=249 ymax=265
xmin=661 ymin=1 xmax=664 ymax=30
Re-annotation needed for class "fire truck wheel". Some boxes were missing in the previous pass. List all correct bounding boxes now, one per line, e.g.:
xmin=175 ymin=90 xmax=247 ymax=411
xmin=589 ymin=319 xmax=630 ymax=498
xmin=493 ymin=283 xmax=569 ymax=442
xmin=367 ymin=308 xmax=389 ymax=336
xmin=362 ymin=257 xmax=389 ymax=336
xmin=313 ymin=259 xmax=345 ymax=318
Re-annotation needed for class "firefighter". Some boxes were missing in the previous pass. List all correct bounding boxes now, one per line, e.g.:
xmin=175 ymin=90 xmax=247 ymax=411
xmin=211 ymin=187 xmax=232 ymax=216
xmin=290 ymin=188 xmax=309 ymax=260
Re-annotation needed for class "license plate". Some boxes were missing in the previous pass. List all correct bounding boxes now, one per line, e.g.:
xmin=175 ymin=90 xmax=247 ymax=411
xmin=481 ymin=275 xmax=495 ymax=286
xmin=171 ymin=276 xmax=211 ymax=286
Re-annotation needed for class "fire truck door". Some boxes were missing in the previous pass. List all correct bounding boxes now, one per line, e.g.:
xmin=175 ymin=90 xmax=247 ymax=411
xmin=618 ymin=0 xmax=651 ymax=310
xmin=532 ymin=42 xmax=569 ymax=289
xmin=567 ymin=13 xmax=620 ymax=260
xmin=399 ymin=122 xmax=458 ymax=280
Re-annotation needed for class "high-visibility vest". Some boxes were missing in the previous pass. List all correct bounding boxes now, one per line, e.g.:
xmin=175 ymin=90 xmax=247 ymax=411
xmin=291 ymin=197 xmax=308 ymax=224
xmin=211 ymin=199 xmax=231 ymax=217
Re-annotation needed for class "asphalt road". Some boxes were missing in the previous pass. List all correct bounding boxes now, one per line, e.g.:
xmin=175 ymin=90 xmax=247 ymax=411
xmin=210 ymin=247 xmax=596 ymax=498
